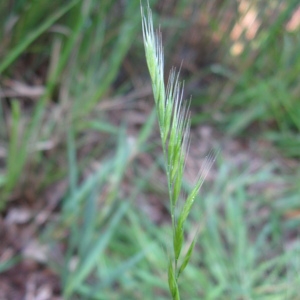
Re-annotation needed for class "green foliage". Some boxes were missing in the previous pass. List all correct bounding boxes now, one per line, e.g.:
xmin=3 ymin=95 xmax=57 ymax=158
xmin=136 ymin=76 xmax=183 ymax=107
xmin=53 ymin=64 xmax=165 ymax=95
xmin=206 ymin=0 xmax=300 ymax=157
xmin=0 ymin=0 xmax=78 ymax=74
xmin=0 ymin=0 xmax=143 ymax=210
xmin=49 ymin=121 xmax=157 ymax=298
xmin=141 ymin=3 xmax=215 ymax=298
xmin=1 ymin=1 xmax=299 ymax=299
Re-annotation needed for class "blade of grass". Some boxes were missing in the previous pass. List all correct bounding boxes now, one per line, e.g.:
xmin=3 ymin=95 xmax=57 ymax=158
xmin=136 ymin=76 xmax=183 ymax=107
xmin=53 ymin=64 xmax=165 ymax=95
xmin=0 ymin=0 xmax=79 ymax=74
xmin=63 ymin=201 xmax=130 ymax=297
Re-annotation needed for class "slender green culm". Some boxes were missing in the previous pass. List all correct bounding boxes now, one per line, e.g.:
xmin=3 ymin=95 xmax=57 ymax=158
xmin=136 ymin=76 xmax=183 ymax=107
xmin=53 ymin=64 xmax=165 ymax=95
xmin=141 ymin=3 xmax=215 ymax=299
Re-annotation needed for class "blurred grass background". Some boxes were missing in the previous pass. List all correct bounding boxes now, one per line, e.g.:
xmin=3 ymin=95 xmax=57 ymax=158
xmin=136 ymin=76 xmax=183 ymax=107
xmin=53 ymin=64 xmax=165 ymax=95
xmin=0 ymin=0 xmax=299 ymax=299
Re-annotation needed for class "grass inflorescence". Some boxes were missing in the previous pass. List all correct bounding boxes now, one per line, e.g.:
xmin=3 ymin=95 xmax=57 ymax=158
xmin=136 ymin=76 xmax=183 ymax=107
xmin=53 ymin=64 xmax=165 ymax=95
xmin=141 ymin=3 xmax=215 ymax=298
xmin=1 ymin=1 xmax=299 ymax=299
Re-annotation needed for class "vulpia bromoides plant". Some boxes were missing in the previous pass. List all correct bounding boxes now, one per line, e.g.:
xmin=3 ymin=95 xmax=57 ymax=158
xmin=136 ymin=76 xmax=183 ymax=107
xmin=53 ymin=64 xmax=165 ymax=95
xmin=141 ymin=3 xmax=215 ymax=299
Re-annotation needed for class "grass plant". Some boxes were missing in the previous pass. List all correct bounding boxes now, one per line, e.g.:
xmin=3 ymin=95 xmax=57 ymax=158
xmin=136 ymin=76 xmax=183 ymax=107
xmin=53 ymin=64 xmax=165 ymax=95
xmin=0 ymin=0 xmax=143 ymax=210
xmin=206 ymin=0 xmax=300 ymax=158
xmin=141 ymin=3 xmax=215 ymax=298
xmin=1 ymin=1 xmax=299 ymax=299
